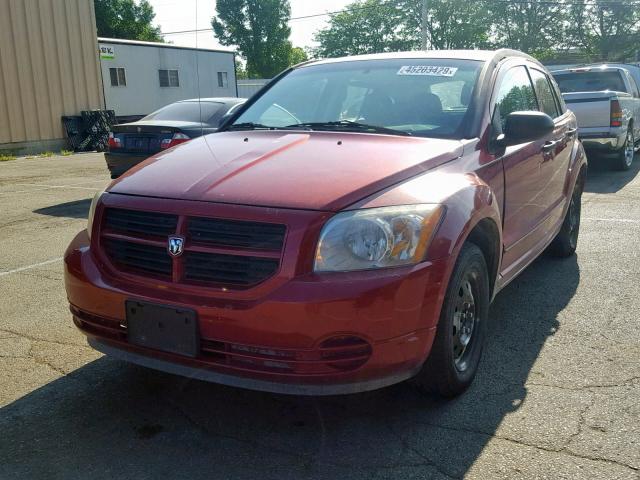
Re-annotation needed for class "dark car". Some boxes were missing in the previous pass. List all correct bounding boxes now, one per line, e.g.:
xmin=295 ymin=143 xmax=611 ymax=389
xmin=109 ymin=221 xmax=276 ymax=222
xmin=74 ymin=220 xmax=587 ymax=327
xmin=66 ymin=49 xmax=586 ymax=397
xmin=105 ymin=97 xmax=245 ymax=178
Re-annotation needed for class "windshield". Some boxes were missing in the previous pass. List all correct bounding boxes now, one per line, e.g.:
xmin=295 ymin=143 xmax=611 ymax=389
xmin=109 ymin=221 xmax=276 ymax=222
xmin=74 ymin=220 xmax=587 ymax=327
xmin=231 ymin=59 xmax=484 ymax=138
xmin=554 ymin=71 xmax=627 ymax=93
xmin=143 ymin=101 xmax=224 ymax=123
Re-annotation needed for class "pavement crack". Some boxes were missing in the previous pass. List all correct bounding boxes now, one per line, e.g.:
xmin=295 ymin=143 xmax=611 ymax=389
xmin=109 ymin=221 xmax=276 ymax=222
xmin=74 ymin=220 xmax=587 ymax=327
xmin=386 ymin=422 xmax=462 ymax=480
xmin=560 ymin=395 xmax=639 ymax=472
xmin=0 ymin=327 xmax=89 ymax=349
xmin=27 ymin=343 xmax=68 ymax=377
xmin=15 ymin=270 xmax=63 ymax=281
xmin=164 ymin=396 xmax=445 ymax=473
xmin=561 ymin=394 xmax=596 ymax=449
xmin=408 ymin=419 xmax=639 ymax=473
xmin=164 ymin=396 xmax=314 ymax=464
xmin=527 ymin=379 xmax=640 ymax=391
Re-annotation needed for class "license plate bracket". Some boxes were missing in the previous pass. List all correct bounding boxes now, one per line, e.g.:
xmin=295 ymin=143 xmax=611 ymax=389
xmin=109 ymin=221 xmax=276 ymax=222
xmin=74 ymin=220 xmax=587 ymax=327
xmin=126 ymin=137 xmax=149 ymax=151
xmin=126 ymin=300 xmax=199 ymax=357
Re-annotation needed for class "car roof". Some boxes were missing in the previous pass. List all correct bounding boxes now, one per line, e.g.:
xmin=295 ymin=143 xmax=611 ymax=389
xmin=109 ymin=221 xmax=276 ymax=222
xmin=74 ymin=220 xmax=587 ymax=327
xmin=176 ymin=97 xmax=246 ymax=104
xmin=303 ymin=49 xmax=540 ymax=67
xmin=551 ymin=65 xmax=628 ymax=74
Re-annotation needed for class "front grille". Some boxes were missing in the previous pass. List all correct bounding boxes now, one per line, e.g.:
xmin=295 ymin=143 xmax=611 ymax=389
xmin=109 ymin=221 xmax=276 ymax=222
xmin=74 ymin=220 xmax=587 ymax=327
xmin=185 ymin=251 xmax=279 ymax=286
xmin=100 ymin=207 xmax=285 ymax=289
xmin=104 ymin=238 xmax=172 ymax=277
xmin=188 ymin=217 xmax=286 ymax=250
xmin=104 ymin=208 xmax=178 ymax=237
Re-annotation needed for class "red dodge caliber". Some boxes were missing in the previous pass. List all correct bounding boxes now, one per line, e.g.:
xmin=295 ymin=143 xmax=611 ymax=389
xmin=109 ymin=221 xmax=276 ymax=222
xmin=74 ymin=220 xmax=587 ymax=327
xmin=65 ymin=50 xmax=586 ymax=397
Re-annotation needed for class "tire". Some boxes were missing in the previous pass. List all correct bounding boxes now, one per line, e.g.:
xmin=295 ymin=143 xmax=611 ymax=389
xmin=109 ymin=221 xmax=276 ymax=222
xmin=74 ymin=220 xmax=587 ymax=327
xmin=614 ymin=128 xmax=634 ymax=171
xmin=548 ymin=177 xmax=583 ymax=258
xmin=411 ymin=243 xmax=489 ymax=397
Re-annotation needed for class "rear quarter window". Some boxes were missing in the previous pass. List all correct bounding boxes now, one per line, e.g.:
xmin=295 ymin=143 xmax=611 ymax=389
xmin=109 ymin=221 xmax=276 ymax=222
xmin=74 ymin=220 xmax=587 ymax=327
xmin=143 ymin=102 xmax=224 ymax=123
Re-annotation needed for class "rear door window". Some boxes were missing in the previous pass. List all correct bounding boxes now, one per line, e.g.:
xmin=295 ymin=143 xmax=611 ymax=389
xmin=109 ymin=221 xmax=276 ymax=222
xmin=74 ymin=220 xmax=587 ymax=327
xmin=529 ymin=68 xmax=560 ymax=118
xmin=548 ymin=75 xmax=566 ymax=114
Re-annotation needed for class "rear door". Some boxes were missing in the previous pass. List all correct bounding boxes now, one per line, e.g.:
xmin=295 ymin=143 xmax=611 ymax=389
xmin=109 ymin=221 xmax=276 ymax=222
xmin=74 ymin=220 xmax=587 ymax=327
xmin=528 ymin=66 xmax=574 ymax=222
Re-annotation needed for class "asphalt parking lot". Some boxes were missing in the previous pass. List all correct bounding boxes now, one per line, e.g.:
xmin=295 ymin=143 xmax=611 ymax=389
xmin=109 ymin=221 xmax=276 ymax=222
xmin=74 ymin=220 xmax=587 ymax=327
xmin=0 ymin=152 xmax=639 ymax=479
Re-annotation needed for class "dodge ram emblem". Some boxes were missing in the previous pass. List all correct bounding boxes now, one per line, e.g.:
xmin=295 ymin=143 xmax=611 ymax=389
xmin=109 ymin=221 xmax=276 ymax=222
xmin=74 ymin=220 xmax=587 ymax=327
xmin=168 ymin=236 xmax=185 ymax=257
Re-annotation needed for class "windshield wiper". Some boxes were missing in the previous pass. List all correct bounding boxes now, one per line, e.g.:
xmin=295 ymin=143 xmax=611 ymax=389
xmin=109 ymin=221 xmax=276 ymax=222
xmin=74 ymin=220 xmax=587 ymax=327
xmin=284 ymin=120 xmax=412 ymax=136
xmin=226 ymin=122 xmax=275 ymax=131
xmin=226 ymin=122 xmax=313 ymax=132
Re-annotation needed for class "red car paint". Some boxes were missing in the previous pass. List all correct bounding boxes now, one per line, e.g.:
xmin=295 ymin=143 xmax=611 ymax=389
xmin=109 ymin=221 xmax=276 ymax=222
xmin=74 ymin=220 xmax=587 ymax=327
xmin=64 ymin=50 xmax=587 ymax=395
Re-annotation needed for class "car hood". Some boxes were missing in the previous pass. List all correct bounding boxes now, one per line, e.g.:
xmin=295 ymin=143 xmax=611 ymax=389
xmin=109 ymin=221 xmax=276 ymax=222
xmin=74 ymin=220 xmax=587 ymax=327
xmin=108 ymin=130 xmax=463 ymax=211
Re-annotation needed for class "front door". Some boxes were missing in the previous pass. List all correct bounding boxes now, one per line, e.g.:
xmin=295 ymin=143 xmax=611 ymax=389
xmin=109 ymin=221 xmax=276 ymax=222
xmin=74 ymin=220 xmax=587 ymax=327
xmin=493 ymin=65 xmax=556 ymax=275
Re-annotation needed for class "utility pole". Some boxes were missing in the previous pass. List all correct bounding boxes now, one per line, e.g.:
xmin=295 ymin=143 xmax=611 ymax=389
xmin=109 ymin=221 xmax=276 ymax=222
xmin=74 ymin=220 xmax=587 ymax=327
xmin=421 ymin=0 xmax=429 ymax=50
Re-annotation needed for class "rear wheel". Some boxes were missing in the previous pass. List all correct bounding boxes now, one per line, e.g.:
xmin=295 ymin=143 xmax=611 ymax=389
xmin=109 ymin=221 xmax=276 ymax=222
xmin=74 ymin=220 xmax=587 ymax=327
xmin=411 ymin=243 xmax=489 ymax=397
xmin=614 ymin=129 xmax=634 ymax=171
xmin=548 ymin=178 xmax=583 ymax=258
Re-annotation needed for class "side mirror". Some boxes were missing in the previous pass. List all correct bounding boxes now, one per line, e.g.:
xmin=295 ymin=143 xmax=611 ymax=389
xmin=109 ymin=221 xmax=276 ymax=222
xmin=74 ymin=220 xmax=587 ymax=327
xmin=500 ymin=111 xmax=554 ymax=147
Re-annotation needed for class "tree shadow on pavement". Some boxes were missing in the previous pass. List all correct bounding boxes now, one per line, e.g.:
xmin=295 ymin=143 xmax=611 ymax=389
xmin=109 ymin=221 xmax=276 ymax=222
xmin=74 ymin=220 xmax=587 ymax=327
xmin=33 ymin=198 xmax=91 ymax=219
xmin=0 ymin=255 xmax=580 ymax=480
xmin=583 ymin=152 xmax=640 ymax=194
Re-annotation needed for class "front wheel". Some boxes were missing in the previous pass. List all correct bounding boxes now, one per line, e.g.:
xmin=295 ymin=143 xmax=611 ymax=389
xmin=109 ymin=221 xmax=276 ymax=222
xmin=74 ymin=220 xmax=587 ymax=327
xmin=411 ymin=243 xmax=489 ymax=397
xmin=614 ymin=129 xmax=634 ymax=171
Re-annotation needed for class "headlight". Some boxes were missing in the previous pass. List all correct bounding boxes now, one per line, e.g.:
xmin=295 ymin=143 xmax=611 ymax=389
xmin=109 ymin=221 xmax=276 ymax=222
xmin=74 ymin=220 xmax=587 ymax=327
xmin=314 ymin=204 xmax=444 ymax=272
xmin=87 ymin=189 xmax=105 ymax=240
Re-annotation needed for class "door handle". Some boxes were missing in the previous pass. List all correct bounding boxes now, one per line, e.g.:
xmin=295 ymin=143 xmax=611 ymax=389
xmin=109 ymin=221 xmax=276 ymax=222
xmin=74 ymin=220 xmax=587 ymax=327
xmin=565 ymin=128 xmax=578 ymax=138
xmin=542 ymin=140 xmax=559 ymax=153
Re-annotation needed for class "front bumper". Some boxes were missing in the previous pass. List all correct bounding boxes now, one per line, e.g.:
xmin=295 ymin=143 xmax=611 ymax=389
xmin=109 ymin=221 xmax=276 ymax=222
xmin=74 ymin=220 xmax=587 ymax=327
xmin=87 ymin=337 xmax=424 ymax=395
xmin=64 ymin=230 xmax=449 ymax=395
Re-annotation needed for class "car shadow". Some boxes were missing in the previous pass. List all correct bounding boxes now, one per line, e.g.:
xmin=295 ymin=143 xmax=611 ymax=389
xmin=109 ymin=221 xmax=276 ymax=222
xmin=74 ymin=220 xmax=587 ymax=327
xmin=583 ymin=152 xmax=640 ymax=194
xmin=33 ymin=199 xmax=92 ymax=219
xmin=0 ymin=254 xmax=579 ymax=479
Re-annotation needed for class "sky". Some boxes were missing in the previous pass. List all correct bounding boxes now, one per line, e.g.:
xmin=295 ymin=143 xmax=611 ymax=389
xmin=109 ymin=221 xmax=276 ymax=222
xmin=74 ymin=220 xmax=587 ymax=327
xmin=147 ymin=0 xmax=352 ymax=51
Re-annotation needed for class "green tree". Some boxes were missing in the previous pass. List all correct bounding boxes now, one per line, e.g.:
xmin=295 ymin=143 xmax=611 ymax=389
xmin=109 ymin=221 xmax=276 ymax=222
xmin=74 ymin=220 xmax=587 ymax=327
xmin=313 ymin=0 xmax=491 ymax=58
xmin=567 ymin=0 xmax=640 ymax=62
xmin=212 ymin=0 xmax=292 ymax=78
xmin=94 ymin=0 xmax=163 ymax=42
xmin=398 ymin=0 xmax=492 ymax=50
xmin=489 ymin=0 xmax=566 ymax=58
xmin=289 ymin=46 xmax=308 ymax=66
xmin=235 ymin=63 xmax=249 ymax=80
xmin=313 ymin=0 xmax=413 ymax=57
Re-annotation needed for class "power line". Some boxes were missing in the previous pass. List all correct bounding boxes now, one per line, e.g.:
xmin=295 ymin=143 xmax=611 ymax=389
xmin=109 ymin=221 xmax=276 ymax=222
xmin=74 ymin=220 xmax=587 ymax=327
xmin=160 ymin=0 xmax=640 ymax=36
xmin=161 ymin=5 xmax=386 ymax=35
xmin=162 ymin=28 xmax=212 ymax=36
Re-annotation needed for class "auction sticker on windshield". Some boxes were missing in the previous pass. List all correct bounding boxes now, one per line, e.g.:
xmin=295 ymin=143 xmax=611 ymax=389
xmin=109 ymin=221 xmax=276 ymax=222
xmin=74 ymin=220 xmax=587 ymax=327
xmin=397 ymin=66 xmax=458 ymax=76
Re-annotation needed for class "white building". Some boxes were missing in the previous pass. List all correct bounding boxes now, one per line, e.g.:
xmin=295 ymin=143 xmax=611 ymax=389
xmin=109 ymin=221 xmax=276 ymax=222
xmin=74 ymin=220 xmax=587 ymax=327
xmin=98 ymin=38 xmax=238 ymax=119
